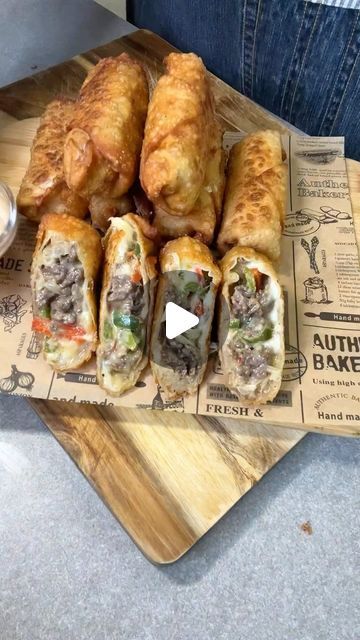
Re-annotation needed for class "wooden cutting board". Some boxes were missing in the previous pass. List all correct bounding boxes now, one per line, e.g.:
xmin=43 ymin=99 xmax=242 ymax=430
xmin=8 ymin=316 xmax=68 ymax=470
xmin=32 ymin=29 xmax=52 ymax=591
xmin=1 ymin=30 xmax=359 ymax=564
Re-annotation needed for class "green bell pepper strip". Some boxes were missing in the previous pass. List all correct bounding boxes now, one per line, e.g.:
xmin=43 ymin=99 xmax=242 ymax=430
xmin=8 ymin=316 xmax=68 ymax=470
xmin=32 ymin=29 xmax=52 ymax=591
xmin=40 ymin=306 xmax=51 ymax=319
xmin=243 ymin=267 xmax=256 ymax=292
xmin=235 ymin=325 xmax=273 ymax=344
xmin=122 ymin=329 xmax=139 ymax=351
xmin=113 ymin=312 xmax=140 ymax=331
xmin=103 ymin=320 xmax=114 ymax=340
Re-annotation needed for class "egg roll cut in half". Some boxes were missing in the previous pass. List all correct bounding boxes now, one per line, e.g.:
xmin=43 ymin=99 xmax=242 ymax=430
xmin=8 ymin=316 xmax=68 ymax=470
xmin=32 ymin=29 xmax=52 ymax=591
xmin=217 ymin=130 xmax=287 ymax=261
xmin=153 ymin=119 xmax=225 ymax=244
xmin=31 ymin=213 xmax=102 ymax=371
xmin=140 ymin=52 xmax=215 ymax=216
xmin=97 ymin=214 xmax=157 ymax=396
xmin=219 ymin=247 xmax=284 ymax=404
xmin=17 ymin=99 xmax=88 ymax=223
xmin=64 ymin=53 xmax=149 ymax=200
xmin=150 ymin=237 xmax=221 ymax=400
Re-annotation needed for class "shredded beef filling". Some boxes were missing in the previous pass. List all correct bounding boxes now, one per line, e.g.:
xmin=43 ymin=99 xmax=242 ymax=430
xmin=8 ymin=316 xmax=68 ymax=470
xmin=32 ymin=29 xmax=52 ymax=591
xmin=107 ymin=275 xmax=144 ymax=315
xmin=231 ymin=284 xmax=270 ymax=331
xmin=103 ymin=273 xmax=145 ymax=373
xmin=36 ymin=244 xmax=84 ymax=325
xmin=229 ymin=340 xmax=268 ymax=381
xmin=161 ymin=332 xmax=198 ymax=376
xmin=104 ymin=350 xmax=143 ymax=373
xmin=229 ymin=261 xmax=274 ymax=383
xmin=159 ymin=272 xmax=211 ymax=375
xmin=164 ymin=284 xmax=186 ymax=309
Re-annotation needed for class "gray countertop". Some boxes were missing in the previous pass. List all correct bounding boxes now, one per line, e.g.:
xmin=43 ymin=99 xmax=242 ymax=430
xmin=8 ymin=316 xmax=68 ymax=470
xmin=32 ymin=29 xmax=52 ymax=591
xmin=1 ymin=3 xmax=359 ymax=638
xmin=1 ymin=395 xmax=359 ymax=640
xmin=0 ymin=0 xmax=134 ymax=87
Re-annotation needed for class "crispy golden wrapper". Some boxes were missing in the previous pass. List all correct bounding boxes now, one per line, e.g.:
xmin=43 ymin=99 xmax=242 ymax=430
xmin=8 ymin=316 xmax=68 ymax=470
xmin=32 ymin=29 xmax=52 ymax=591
xmin=64 ymin=53 xmax=149 ymax=200
xmin=153 ymin=119 xmax=225 ymax=244
xmin=140 ymin=52 xmax=215 ymax=216
xmin=217 ymin=130 xmax=287 ymax=261
xmin=97 ymin=214 xmax=157 ymax=395
xmin=31 ymin=213 xmax=102 ymax=370
xmin=218 ymin=246 xmax=284 ymax=404
xmin=17 ymin=99 xmax=88 ymax=223
xmin=89 ymin=193 xmax=134 ymax=233
xmin=150 ymin=237 xmax=221 ymax=400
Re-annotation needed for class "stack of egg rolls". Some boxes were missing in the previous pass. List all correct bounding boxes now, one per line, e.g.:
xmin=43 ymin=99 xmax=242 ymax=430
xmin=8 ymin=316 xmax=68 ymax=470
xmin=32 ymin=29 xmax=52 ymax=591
xmin=25 ymin=49 xmax=288 ymax=405
xmin=18 ymin=53 xmax=149 ymax=232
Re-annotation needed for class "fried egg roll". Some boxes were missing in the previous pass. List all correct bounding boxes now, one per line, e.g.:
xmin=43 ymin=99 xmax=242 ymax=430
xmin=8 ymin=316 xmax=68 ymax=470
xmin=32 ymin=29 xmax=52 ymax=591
xmin=150 ymin=237 xmax=221 ymax=400
xmin=217 ymin=130 xmax=287 ymax=261
xmin=140 ymin=52 xmax=214 ymax=216
xmin=153 ymin=193 xmax=216 ymax=245
xmin=64 ymin=53 xmax=148 ymax=200
xmin=97 ymin=214 xmax=157 ymax=395
xmin=218 ymin=247 xmax=284 ymax=404
xmin=17 ymin=99 xmax=88 ymax=223
xmin=89 ymin=193 xmax=134 ymax=233
xmin=153 ymin=120 xmax=225 ymax=244
xmin=31 ymin=213 xmax=102 ymax=370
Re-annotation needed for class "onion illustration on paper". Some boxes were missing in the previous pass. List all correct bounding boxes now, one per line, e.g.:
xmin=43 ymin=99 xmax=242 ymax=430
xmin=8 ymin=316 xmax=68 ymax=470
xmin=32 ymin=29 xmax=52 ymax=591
xmin=0 ymin=364 xmax=35 ymax=394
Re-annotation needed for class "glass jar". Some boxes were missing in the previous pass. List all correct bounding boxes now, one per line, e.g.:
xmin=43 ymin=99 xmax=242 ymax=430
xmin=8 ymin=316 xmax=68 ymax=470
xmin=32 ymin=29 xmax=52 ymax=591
xmin=0 ymin=182 xmax=17 ymax=257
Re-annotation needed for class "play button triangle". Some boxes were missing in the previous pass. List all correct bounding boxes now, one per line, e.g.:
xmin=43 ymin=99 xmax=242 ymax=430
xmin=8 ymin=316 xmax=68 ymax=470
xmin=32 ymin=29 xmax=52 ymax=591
xmin=165 ymin=302 xmax=199 ymax=340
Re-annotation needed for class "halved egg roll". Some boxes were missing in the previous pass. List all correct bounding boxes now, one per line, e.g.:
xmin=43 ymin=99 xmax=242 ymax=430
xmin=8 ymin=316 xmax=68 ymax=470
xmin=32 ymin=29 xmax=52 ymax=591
xmin=17 ymin=99 xmax=88 ymax=223
xmin=217 ymin=130 xmax=287 ymax=261
xmin=64 ymin=53 xmax=149 ymax=200
xmin=140 ymin=52 xmax=214 ymax=216
xmin=150 ymin=237 xmax=221 ymax=400
xmin=218 ymin=247 xmax=284 ymax=404
xmin=31 ymin=213 xmax=102 ymax=370
xmin=97 ymin=214 xmax=157 ymax=395
xmin=153 ymin=120 xmax=225 ymax=244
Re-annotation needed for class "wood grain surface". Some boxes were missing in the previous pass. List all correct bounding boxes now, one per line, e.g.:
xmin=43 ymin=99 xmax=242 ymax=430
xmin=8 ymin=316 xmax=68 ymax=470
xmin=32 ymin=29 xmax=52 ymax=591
xmin=1 ymin=30 xmax=359 ymax=563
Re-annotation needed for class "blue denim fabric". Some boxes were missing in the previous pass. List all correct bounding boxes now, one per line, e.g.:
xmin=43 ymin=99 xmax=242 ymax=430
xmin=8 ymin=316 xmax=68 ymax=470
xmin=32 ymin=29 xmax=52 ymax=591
xmin=127 ymin=0 xmax=360 ymax=160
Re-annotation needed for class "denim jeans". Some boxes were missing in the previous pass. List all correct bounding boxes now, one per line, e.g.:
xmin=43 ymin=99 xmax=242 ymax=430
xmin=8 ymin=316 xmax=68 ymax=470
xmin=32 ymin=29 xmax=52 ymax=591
xmin=127 ymin=0 xmax=360 ymax=160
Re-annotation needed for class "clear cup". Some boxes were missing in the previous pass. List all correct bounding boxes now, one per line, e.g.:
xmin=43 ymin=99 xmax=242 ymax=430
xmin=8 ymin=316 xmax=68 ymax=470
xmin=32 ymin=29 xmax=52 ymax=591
xmin=0 ymin=182 xmax=18 ymax=257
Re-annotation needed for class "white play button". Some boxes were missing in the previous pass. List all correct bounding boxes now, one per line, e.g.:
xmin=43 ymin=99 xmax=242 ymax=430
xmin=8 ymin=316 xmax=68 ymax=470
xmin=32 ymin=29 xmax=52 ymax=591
xmin=165 ymin=302 xmax=199 ymax=340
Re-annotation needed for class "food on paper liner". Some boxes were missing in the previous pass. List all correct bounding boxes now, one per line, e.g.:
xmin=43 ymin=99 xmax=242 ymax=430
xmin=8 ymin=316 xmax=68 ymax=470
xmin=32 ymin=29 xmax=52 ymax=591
xmin=150 ymin=236 xmax=221 ymax=400
xmin=97 ymin=214 xmax=157 ymax=395
xmin=31 ymin=214 xmax=102 ymax=370
xmin=4 ymin=49 xmax=357 ymax=427
xmin=218 ymin=247 xmax=284 ymax=404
